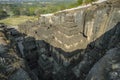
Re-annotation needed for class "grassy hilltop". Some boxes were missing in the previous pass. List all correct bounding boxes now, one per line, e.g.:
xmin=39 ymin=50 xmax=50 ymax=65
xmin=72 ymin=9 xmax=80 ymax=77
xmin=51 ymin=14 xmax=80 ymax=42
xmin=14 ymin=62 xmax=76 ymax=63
xmin=0 ymin=0 xmax=96 ymax=26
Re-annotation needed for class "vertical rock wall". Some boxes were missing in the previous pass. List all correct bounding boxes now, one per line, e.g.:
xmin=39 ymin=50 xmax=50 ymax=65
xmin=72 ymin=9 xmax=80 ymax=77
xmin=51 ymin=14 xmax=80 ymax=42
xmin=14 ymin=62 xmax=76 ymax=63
xmin=18 ymin=0 xmax=120 ymax=80
xmin=19 ymin=0 xmax=120 ymax=52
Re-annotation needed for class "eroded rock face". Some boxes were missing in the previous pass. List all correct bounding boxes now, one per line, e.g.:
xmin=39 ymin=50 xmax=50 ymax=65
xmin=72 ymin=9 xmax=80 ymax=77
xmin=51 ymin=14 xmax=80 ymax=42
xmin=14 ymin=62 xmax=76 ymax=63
xmin=86 ymin=48 xmax=120 ymax=80
xmin=72 ymin=22 xmax=120 ymax=79
xmin=19 ymin=0 xmax=120 ymax=52
xmin=1 ymin=0 xmax=120 ymax=80
xmin=0 ymin=26 xmax=32 ymax=80
xmin=18 ymin=1 xmax=120 ymax=80
xmin=9 ymin=68 xmax=32 ymax=80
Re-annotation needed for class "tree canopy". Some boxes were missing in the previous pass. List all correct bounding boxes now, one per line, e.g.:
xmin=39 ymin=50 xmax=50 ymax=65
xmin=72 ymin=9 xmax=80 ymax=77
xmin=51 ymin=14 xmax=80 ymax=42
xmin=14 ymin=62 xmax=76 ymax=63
xmin=0 ymin=10 xmax=9 ymax=20
xmin=77 ymin=0 xmax=97 ymax=4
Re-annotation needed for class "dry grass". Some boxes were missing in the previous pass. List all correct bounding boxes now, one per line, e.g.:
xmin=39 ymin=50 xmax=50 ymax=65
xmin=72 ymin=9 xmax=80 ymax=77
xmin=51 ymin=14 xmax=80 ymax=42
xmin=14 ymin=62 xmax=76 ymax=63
xmin=0 ymin=16 xmax=38 ymax=26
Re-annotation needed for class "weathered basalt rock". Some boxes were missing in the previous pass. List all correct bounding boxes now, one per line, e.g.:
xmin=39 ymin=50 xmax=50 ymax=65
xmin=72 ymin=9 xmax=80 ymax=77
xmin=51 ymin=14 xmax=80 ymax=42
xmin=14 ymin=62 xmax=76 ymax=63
xmin=86 ymin=48 xmax=120 ymax=80
xmin=19 ymin=0 xmax=120 ymax=52
xmin=0 ymin=26 xmax=32 ymax=80
xmin=8 ymin=68 xmax=32 ymax=80
xmin=5 ymin=0 xmax=120 ymax=80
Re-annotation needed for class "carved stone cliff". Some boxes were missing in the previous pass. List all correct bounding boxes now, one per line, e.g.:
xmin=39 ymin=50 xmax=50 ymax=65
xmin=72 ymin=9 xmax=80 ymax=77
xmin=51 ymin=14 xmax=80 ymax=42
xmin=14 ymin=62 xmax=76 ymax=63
xmin=16 ymin=0 xmax=120 ymax=80
xmin=19 ymin=0 xmax=120 ymax=52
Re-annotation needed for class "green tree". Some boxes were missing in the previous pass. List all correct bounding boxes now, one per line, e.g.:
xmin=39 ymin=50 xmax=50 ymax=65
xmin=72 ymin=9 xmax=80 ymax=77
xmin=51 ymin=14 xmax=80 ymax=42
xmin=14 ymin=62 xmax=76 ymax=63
xmin=13 ymin=8 xmax=20 ymax=16
xmin=0 ymin=10 xmax=9 ymax=20
xmin=83 ymin=0 xmax=96 ymax=4
xmin=28 ymin=7 xmax=36 ymax=16
xmin=77 ymin=0 xmax=83 ymax=5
